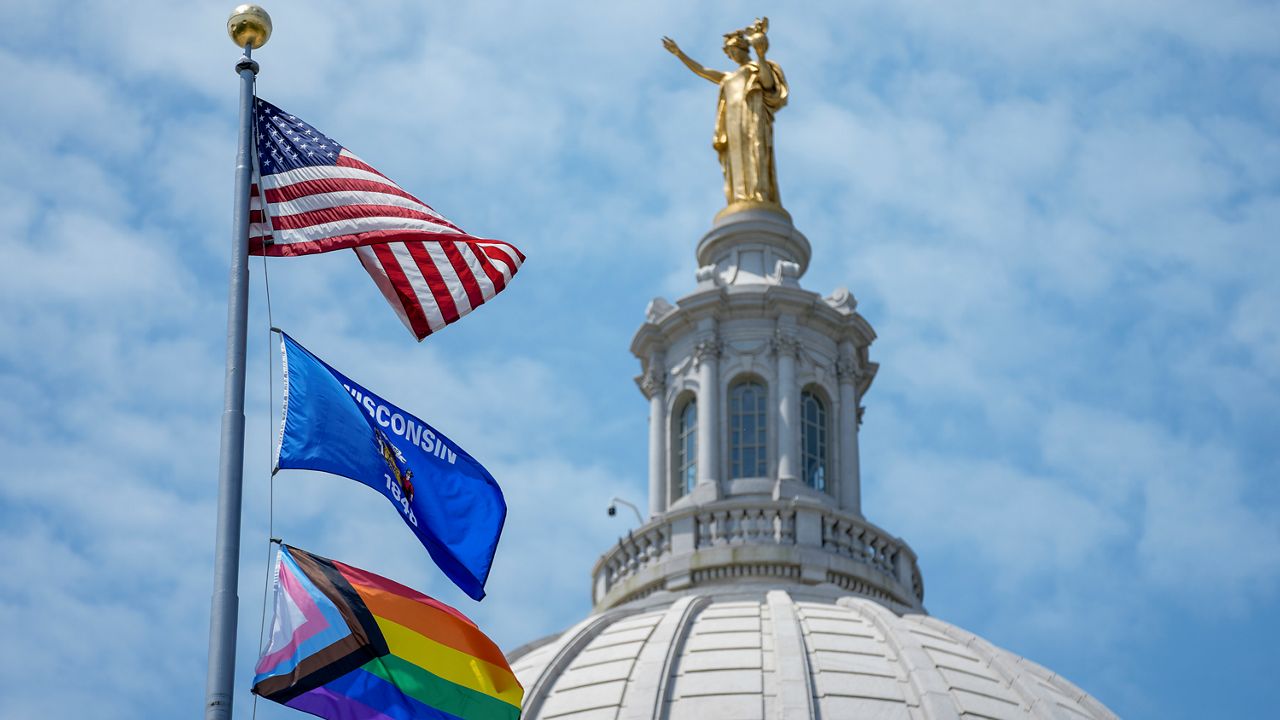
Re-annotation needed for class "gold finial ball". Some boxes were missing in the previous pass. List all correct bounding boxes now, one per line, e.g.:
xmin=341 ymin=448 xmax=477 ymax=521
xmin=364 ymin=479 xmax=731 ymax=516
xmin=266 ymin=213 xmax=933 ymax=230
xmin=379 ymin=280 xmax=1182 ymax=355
xmin=228 ymin=4 xmax=272 ymax=49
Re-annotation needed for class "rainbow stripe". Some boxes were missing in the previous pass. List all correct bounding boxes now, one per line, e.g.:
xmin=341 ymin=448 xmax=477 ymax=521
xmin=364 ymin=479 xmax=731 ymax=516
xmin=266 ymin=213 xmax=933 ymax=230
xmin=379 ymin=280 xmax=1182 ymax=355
xmin=253 ymin=545 xmax=522 ymax=720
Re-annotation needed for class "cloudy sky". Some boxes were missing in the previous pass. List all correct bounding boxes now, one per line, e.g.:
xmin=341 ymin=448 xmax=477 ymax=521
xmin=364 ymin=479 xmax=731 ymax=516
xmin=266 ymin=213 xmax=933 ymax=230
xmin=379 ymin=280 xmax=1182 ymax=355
xmin=1 ymin=1 xmax=1277 ymax=718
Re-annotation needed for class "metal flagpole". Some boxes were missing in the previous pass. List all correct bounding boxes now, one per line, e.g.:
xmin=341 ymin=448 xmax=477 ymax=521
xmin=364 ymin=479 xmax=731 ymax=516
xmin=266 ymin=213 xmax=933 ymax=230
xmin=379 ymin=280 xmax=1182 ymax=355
xmin=205 ymin=6 xmax=271 ymax=719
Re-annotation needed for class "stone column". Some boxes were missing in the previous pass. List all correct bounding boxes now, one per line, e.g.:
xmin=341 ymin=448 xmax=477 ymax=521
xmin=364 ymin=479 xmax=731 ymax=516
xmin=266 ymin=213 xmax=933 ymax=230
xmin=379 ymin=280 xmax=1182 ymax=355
xmin=774 ymin=327 xmax=799 ymax=483
xmin=836 ymin=341 xmax=862 ymax=516
xmin=641 ymin=354 xmax=667 ymax=517
xmin=694 ymin=335 xmax=721 ymax=495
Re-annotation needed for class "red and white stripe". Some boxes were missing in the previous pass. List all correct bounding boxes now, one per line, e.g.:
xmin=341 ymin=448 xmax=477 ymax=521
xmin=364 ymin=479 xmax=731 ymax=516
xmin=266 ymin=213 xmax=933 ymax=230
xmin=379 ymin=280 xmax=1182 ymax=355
xmin=355 ymin=237 xmax=524 ymax=340
xmin=248 ymin=150 xmax=524 ymax=341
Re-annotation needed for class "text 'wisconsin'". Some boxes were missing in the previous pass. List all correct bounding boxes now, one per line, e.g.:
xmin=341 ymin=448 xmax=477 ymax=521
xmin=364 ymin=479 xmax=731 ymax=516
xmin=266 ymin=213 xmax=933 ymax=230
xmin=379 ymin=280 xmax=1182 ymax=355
xmin=342 ymin=383 xmax=458 ymax=465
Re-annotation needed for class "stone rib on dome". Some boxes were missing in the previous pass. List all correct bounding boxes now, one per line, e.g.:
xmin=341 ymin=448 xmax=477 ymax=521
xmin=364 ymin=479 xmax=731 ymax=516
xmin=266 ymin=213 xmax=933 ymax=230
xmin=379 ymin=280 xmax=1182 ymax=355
xmin=508 ymin=588 xmax=1117 ymax=720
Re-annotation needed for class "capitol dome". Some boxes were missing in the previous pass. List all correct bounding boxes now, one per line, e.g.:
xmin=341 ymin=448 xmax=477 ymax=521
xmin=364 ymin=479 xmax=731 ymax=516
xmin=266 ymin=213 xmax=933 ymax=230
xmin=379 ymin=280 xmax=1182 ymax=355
xmin=509 ymin=587 xmax=1115 ymax=720
xmin=504 ymin=206 xmax=1126 ymax=712
xmin=507 ymin=201 xmax=1116 ymax=717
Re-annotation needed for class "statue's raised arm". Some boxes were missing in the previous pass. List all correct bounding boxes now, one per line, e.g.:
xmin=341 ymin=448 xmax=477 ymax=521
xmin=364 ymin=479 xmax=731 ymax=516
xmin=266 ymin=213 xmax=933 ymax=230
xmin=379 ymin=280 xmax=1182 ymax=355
xmin=664 ymin=18 xmax=789 ymax=216
xmin=662 ymin=36 xmax=725 ymax=84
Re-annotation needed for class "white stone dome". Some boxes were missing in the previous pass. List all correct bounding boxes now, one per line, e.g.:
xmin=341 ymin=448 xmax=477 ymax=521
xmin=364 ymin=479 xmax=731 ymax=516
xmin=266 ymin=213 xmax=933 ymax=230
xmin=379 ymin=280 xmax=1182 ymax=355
xmin=508 ymin=585 xmax=1117 ymax=720
xmin=509 ymin=208 xmax=1117 ymax=719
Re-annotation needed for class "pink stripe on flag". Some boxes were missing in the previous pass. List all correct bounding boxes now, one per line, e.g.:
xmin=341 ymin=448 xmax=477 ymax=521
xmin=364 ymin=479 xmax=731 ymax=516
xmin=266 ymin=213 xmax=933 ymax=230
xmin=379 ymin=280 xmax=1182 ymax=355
xmin=254 ymin=562 xmax=333 ymax=674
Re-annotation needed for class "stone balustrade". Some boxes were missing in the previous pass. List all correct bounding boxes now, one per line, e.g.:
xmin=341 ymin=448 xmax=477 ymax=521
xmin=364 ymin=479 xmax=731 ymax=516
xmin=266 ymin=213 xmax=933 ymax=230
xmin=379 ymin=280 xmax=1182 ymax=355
xmin=695 ymin=503 xmax=796 ymax=547
xmin=600 ymin=520 xmax=672 ymax=588
xmin=821 ymin=513 xmax=896 ymax=577
xmin=591 ymin=499 xmax=923 ymax=612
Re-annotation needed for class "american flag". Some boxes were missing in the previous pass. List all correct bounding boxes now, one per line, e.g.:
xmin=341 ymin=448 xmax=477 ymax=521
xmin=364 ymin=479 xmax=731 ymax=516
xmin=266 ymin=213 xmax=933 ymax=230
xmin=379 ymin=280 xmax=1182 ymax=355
xmin=247 ymin=98 xmax=525 ymax=340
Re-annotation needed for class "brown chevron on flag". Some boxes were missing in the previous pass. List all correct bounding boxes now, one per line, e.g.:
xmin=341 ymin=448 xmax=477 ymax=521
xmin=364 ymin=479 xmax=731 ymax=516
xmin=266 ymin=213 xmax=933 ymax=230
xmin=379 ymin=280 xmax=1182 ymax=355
xmin=246 ymin=97 xmax=525 ymax=340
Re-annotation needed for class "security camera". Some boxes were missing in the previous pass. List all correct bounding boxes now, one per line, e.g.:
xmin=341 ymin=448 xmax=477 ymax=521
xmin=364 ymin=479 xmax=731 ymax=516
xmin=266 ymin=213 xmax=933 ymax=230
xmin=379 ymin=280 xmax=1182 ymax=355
xmin=606 ymin=496 xmax=643 ymax=524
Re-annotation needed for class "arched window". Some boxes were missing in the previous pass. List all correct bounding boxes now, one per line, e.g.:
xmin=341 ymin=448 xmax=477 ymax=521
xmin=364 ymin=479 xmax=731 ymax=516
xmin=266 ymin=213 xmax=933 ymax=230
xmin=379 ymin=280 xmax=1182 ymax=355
xmin=674 ymin=398 xmax=697 ymax=498
xmin=800 ymin=389 xmax=828 ymax=492
xmin=729 ymin=380 xmax=768 ymax=478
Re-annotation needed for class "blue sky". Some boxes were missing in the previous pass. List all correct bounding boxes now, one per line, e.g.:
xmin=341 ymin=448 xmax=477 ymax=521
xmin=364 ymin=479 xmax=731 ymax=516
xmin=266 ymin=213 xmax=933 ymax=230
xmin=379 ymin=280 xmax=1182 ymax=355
xmin=1 ymin=1 xmax=1277 ymax=718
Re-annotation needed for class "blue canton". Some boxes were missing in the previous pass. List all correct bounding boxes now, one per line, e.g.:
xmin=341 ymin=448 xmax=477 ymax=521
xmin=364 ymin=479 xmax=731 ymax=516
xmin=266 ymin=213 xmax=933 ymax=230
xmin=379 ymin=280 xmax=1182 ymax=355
xmin=254 ymin=98 xmax=344 ymax=175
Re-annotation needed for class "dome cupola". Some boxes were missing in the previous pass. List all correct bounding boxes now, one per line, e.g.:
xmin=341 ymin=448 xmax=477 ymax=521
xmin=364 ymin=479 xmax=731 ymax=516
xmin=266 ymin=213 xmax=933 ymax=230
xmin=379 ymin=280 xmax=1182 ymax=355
xmin=607 ymin=206 xmax=914 ymax=615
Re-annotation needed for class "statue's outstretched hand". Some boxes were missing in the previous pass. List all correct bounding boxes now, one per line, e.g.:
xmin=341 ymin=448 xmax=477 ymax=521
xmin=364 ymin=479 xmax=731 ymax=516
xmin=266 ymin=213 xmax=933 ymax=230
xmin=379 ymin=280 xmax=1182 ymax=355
xmin=662 ymin=34 xmax=723 ymax=84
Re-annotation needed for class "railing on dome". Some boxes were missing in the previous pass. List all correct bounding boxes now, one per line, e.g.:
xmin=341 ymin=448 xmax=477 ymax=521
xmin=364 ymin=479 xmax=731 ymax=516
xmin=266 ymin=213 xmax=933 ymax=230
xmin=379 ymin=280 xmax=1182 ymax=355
xmin=820 ymin=513 xmax=898 ymax=577
xmin=591 ymin=499 xmax=924 ymax=611
xmin=695 ymin=504 xmax=797 ymax=546
xmin=604 ymin=520 xmax=674 ymax=580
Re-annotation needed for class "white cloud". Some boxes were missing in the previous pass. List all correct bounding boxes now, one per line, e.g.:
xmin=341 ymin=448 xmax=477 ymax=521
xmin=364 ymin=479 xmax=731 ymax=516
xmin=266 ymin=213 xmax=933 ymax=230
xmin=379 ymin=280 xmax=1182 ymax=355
xmin=1 ymin=2 xmax=1278 ymax=719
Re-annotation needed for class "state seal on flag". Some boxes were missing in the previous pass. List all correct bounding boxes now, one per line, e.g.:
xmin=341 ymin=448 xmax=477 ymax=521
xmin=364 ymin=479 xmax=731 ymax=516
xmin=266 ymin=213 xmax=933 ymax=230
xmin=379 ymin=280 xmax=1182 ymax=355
xmin=375 ymin=429 xmax=415 ymax=503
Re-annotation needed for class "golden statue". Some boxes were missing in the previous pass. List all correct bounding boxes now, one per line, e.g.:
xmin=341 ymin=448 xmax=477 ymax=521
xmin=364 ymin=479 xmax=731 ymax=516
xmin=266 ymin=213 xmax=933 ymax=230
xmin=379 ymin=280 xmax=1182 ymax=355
xmin=664 ymin=18 xmax=789 ymax=217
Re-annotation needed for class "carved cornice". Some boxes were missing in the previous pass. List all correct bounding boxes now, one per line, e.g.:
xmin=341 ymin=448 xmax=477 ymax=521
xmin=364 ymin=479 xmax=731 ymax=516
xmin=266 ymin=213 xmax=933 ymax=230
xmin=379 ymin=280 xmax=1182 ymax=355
xmin=697 ymin=207 xmax=811 ymax=280
xmin=770 ymin=330 xmax=803 ymax=358
xmin=639 ymin=367 xmax=666 ymax=399
xmin=693 ymin=338 xmax=723 ymax=367
xmin=835 ymin=357 xmax=860 ymax=382
xmin=773 ymin=260 xmax=801 ymax=287
xmin=645 ymin=297 xmax=676 ymax=324
xmin=631 ymin=284 xmax=878 ymax=364
xmin=824 ymin=286 xmax=858 ymax=315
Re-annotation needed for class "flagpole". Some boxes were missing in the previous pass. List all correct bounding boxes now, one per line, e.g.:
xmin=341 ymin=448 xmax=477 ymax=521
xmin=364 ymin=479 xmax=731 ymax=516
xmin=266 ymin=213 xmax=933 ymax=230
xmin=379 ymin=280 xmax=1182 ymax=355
xmin=205 ymin=6 xmax=271 ymax=720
